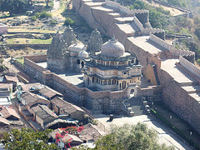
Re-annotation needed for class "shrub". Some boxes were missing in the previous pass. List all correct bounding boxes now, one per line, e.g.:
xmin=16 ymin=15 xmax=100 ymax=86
xmin=197 ymin=59 xmax=200 ymax=64
xmin=64 ymin=17 xmax=74 ymax=26
xmin=39 ymin=11 xmax=52 ymax=19
xmin=31 ymin=16 xmax=37 ymax=21
xmin=34 ymin=11 xmax=52 ymax=20
xmin=50 ymin=19 xmax=57 ymax=26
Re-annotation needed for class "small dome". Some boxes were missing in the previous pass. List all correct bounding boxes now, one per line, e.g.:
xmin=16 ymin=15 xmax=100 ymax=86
xmin=79 ymin=50 xmax=89 ymax=59
xmin=68 ymin=42 xmax=85 ymax=52
xmin=101 ymin=39 xmax=125 ymax=57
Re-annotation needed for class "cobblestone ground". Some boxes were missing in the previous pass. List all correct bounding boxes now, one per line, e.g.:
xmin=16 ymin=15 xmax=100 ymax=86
xmin=94 ymin=114 xmax=192 ymax=150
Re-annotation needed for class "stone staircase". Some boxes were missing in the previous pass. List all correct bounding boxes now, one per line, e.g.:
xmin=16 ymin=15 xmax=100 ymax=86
xmin=122 ymin=97 xmax=144 ymax=116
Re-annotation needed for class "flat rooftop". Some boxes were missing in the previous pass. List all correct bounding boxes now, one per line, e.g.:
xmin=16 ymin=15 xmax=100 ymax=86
xmin=92 ymin=6 xmax=113 ymax=12
xmin=0 ymin=97 xmax=11 ymax=106
xmin=115 ymin=17 xmax=134 ymax=23
xmin=116 ymin=24 xmax=135 ymax=35
xmin=128 ymin=36 xmax=165 ymax=55
xmin=37 ymin=62 xmax=84 ymax=87
xmin=161 ymin=59 xmax=194 ymax=84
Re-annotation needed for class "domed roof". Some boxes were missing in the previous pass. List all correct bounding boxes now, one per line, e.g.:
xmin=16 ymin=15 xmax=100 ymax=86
xmin=101 ymin=39 xmax=125 ymax=57
xmin=68 ymin=42 xmax=85 ymax=52
xmin=78 ymin=50 xmax=89 ymax=59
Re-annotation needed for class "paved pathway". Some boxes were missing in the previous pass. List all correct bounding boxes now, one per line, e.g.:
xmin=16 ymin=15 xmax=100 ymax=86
xmin=94 ymin=114 xmax=192 ymax=150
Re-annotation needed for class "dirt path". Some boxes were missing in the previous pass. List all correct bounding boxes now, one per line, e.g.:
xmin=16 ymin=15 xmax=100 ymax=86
xmin=141 ymin=0 xmax=185 ymax=16
xmin=52 ymin=0 xmax=60 ymax=12
xmin=51 ymin=0 xmax=67 ymax=27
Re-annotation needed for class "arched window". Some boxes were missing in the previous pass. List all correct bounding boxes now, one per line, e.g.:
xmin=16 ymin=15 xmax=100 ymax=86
xmin=112 ymin=79 xmax=116 ymax=85
xmin=130 ymin=89 xmax=134 ymax=94
xmin=81 ymin=61 xmax=84 ymax=68
xmin=122 ymin=81 xmax=126 ymax=89
xmin=108 ymin=80 xmax=111 ymax=85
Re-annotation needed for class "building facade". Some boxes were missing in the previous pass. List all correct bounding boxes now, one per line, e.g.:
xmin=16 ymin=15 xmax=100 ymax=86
xmin=84 ymin=38 xmax=141 ymax=92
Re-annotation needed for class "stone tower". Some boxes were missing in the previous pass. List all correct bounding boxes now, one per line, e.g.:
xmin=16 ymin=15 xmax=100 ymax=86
xmin=47 ymin=32 xmax=66 ymax=72
xmin=87 ymin=29 xmax=103 ymax=54
xmin=63 ymin=26 xmax=77 ymax=46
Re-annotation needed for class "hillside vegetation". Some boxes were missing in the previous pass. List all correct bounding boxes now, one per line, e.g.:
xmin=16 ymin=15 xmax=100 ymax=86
xmin=117 ymin=0 xmax=200 ymax=63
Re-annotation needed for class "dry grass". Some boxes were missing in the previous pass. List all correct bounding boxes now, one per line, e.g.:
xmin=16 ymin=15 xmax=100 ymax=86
xmin=141 ymin=0 xmax=185 ymax=16
xmin=6 ymin=38 xmax=52 ymax=44
xmin=8 ymin=28 xmax=56 ymax=33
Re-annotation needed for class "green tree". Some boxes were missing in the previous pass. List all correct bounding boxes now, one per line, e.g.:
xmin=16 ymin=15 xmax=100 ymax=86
xmin=1 ymin=128 xmax=58 ymax=150
xmin=64 ymin=17 xmax=75 ymax=26
xmin=73 ymin=123 xmax=175 ymax=150
xmin=195 ymin=27 xmax=200 ymax=40
xmin=0 ymin=0 xmax=32 ymax=16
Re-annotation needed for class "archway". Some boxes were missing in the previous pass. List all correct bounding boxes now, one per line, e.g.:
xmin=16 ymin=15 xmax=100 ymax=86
xmin=81 ymin=61 xmax=84 ymax=68
xmin=122 ymin=81 xmax=126 ymax=89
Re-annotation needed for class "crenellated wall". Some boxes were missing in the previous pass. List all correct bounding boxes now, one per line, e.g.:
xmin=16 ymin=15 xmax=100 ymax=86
xmin=72 ymin=0 xmax=200 ymax=135
xmin=159 ymin=62 xmax=200 ymax=134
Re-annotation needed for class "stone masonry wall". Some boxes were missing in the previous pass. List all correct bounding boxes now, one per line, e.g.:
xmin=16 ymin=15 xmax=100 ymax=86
xmin=23 ymin=55 xmax=129 ymax=114
xmin=179 ymin=56 xmax=200 ymax=79
xmin=160 ymin=68 xmax=200 ymax=134
xmin=73 ymin=0 xmax=200 ymax=134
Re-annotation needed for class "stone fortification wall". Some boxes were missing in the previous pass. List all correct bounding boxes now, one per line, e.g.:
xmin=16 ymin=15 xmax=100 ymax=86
xmin=73 ymin=0 xmax=200 ymax=134
xmin=149 ymin=34 xmax=171 ymax=50
xmin=160 ymin=66 xmax=200 ymax=134
xmin=23 ymin=55 xmax=129 ymax=114
xmin=131 ymin=17 xmax=144 ymax=31
xmin=104 ymin=0 xmax=149 ymax=25
xmin=179 ymin=56 xmax=200 ymax=79
xmin=73 ymin=0 xmax=164 ymax=39
xmin=170 ymin=49 xmax=195 ymax=62
xmin=25 ymin=55 xmax=47 ymax=63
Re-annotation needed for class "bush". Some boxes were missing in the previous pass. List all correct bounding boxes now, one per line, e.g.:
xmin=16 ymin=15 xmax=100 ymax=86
xmin=64 ymin=17 xmax=74 ymax=26
xmin=39 ymin=11 xmax=52 ymax=19
xmin=34 ymin=11 xmax=52 ymax=19
xmin=31 ymin=16 xmax=37 ymax=21
xmin=50 ymin=19 xmax=57 ymax=26
xmin=197 ymin=59 xmax=200 ymax=64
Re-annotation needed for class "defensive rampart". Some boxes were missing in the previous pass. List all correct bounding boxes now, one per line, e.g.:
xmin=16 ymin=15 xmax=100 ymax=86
xmin=23 ymin=55 xmax=130 ymax=114
xmin=73 ymin=0 xmax=200 ymax=134
xmin=159 ymin=58 xmax=200 ymax=134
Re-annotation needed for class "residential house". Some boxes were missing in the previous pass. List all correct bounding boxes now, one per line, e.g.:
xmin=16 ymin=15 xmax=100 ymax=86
xmin=50 ymin=129 xmax=83 ymax=149
xmin=3 ymin=75 xmax=19 ymax=90
xmin=31 ymin=104 xmax=58 ymax=129
xmin=79 ymin=123 xmax=105 ymax=142
xmin=0 ymin=83 xmax=12 ymax=106
xmin=0 ymin=106 xmax=20 ymax=120
xmin=0 ymin=117 xmax=10 ymax=126
xmin=50 ymin=97 xmax=86 ymax=120
xmin=20 ymin=92 xmax=50 ymax=108
xmin=20 ymin=83 xmax=63 ymax=100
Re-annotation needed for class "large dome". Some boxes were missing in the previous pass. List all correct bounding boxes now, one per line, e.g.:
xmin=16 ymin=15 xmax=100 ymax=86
xmin=78 ymin=50 xmax=89 ymax=59
xmin=101 ymin=39 xmax=125 ymax=57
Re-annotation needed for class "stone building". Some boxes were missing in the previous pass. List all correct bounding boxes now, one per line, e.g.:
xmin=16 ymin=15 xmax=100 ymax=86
xmin=84 ymin=38 xmax=141 ymax=91
xmin=47 ymin=26 xmax=88 ymax=73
